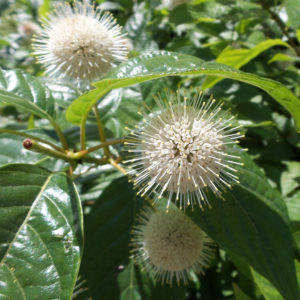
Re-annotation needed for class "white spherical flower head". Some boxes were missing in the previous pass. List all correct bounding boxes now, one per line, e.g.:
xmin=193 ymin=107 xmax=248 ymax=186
xmin=125 ymin=91 xmax=245 ymax=209
xmin=131 ymin=207 xmax=214 ymax=285
xmin=32 ymin=0 xmax=128 ymax=81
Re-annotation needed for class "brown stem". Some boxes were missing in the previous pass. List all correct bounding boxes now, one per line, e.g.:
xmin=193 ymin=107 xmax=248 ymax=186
xmin=109 ymin=157 xmax=127 ymax=175
xmin=260 ymin=0 xmax=300 ymax=57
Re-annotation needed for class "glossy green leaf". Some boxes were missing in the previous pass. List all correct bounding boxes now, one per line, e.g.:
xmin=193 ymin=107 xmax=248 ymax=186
xmin=285 ymin=0 xmax=300 ymax=29
xmin=184 ymin=149 xmax=299 ymax=300
xmin=0 ymin=68 xmax=56 ymax=119
xmin=46 ymin=80 xmax=80 ymax=109
xmin=202 ymin=39 xmax=290 ymax=89
xmin=79 ymin=177 xmax=143 ymax=300
xmin=66 ymin=51 xmax=300 ymax=132
xmin=0 ymin=130 xmax=65 ymax=170
xmin=0 ymin=134 xmax=44 ymax=166
xmin=0 ymin=164 xmax=83 ymax=300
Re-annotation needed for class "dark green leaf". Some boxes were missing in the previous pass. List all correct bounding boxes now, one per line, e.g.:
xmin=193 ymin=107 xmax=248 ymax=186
xmin=184 ymin=149 xmax=299 ymax=300
xmin=0 ymin=164 xmax=83 ymax=300
xmin=233 ymin=283 xmax=253 ymax=300
xmin=79 ymin=177 xmax=143 ymax=300
xmin=117 ymin=261 xmax=151 ymax=300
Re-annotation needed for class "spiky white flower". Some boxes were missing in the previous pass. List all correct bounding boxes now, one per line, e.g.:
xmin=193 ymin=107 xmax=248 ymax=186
xmin=32 ymin=0 xmax=128 ymax=81
xmin=124 ymin=91 xmax=245 ymax=209
xmin=131 ymin=207 xmax=214 ymax=285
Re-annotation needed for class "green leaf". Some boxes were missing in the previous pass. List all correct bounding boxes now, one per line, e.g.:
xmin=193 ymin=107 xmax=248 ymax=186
xmin=0 ymin=38 xmax=10 ymax=46
xmin=0 ymin=68 xmax=56 ymax=120
xmin=0 ymin=134 xmax=44 ymax=166
xmin=285 ymin=0 xmax=300 ymax=29
xmin=0 ymin=130 xmax=65 ymax=170
xmin=116 ymin=260 xmax=187 ymax=300
xmin=268 ymin=53 xmax=298 ymax=64
xmin=297 ymin=29 xmax=300 ymax=43
xmin=185 ymin=149 xmax=299 ymax=300
xmin=280 ymin=161 xmax=300 ymax=197
xmin=66 ymin=51 xmax=300 ymax=132
xmin=79 ymin=177 xmax=143 ymax=300
xmin=38 ymin=0 xmax=50 ymax=18
xmin=0 ymin=164 xmax=83 ymax=300
xmin=251 ymin=261 xmax=300 ymax=300
xmin=251 ymin=269 xmax=283 ymax=300
xmin=286 ymin=191 xmax=300 ymax=251
xmin=117 ymin=261 xmax=151 ymax=300
xmin=233 ymin=283 xmax=252 ymax=300
xmin=287 ymin=191 xmax=300 ymax=224
xmin=202 ymin=39 xmax=290 ymax=89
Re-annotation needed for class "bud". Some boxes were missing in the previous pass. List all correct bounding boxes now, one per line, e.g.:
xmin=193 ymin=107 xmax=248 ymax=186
xmin=23 ymin=139 xmax=33 ymax=149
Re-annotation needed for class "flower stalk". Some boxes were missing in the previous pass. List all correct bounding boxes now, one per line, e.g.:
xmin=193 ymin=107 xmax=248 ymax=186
xmin=23 ymin=139 xmax=71 ymax=161
xmin=22 ymin=139 xmax=112 ymax=167
xmin=93 ymin=104 xmax=110 ymax=157
xmin=50 ymin=120 xmax=69 ymax=150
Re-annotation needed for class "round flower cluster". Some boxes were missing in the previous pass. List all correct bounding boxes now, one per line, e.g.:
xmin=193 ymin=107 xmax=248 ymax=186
xmin=131 ymin=207 xmax=214 ymax=285
xmin=125 ymin=91 xmax=244 ymax=209
xmin=32 ymin=0 xmax=128 ymax=81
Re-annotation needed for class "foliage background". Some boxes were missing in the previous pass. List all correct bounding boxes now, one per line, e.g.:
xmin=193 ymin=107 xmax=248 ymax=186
xmin=0 ymin=0 xmax=300 ymax=299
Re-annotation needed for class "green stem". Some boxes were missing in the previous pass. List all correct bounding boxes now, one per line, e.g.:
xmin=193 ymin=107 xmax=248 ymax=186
xmin=50 ymin=120 xmax=69 ymax=150
xmin=85 ymin=138 xmax=126 ymax=154
xmin=23 ymin=139 xmax=109 ymax=170
xmin=0 ymin=128 xmax=64 ymax=152
xmin=80 ymin=123 xmax=86 ymax=151
xmin=23 ymin=139 xmax=72 ymax=161
xmin=81 ymin=156 xmax=108 ymax=164
xmin=93 ymin=105 xmax=110 ymax=157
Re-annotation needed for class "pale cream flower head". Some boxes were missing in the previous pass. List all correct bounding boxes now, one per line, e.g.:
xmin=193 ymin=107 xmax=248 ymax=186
xmin=32 ymin=0 xmax=128 ymax=81
xmin=125 ymin=90 xmax=244 ymax=209
xmin=131 ymin=207 xmax=214 ymax=285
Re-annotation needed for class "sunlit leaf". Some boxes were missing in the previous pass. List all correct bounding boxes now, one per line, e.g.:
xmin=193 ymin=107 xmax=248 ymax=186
xmin=202 ymin=39 xmax=290 ymax=89
xmin=66 ymin=51 xmax=300 ymax=132
xmin=0 ymin=68 xmax=56 ymax=120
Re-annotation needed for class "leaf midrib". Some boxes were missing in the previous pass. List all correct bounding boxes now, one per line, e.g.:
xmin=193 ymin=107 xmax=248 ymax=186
xmin=0 ymin=89 xmax=54 ymax=121
xmin=0 ymin=172 xmax=54 ymax=266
